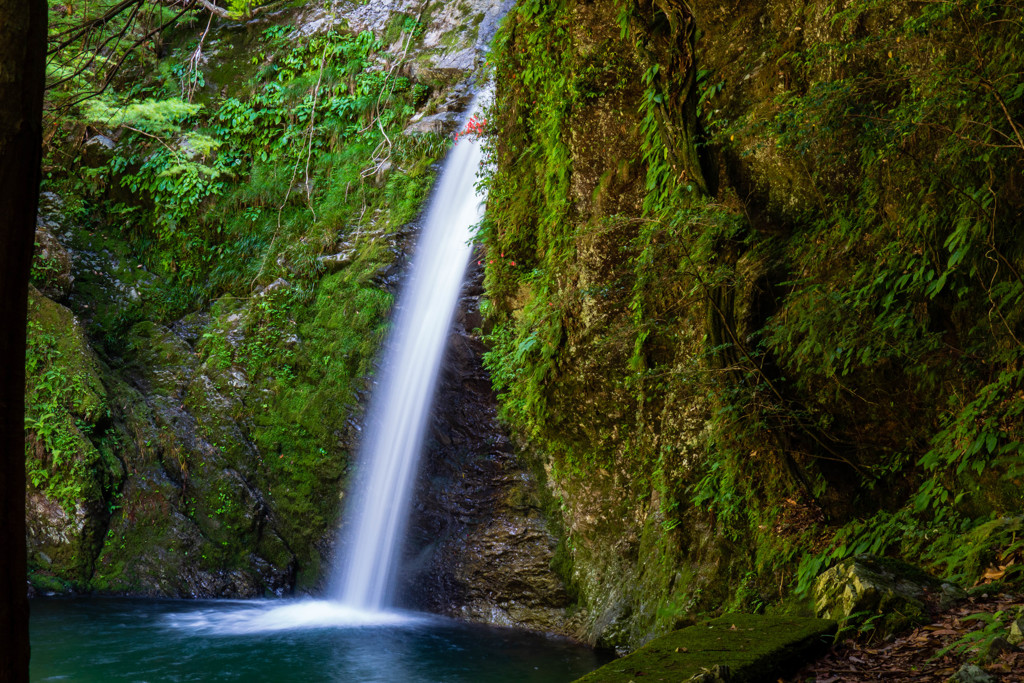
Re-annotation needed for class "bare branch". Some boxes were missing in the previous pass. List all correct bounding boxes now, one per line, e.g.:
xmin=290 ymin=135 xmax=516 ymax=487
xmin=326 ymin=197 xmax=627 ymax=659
xmin=189 ymin=0 xmax=231 ymax=19
xmin=47 ymin=0 xmax=144 ymax=53
xmin=45 ymin=1 xmax=196 ymax=109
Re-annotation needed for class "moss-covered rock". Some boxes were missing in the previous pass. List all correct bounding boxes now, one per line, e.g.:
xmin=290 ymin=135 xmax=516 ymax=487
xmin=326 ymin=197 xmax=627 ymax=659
xmin=90 ymin=312 xmax=301 ymax=597
xmin=573 ymin=613 xmax=836 ymax=683
xmin=25 ymin=289 xmax=123 ymax=591
xmin=480 ymin=0 xmax=1024 ymax=653
xmin=32 ymin=228 xmax=73 ymax=301
xmin=812 ymin=555 xmax=966 ymax=635
xmin=32 ymin=192 xmax=75 ymax=300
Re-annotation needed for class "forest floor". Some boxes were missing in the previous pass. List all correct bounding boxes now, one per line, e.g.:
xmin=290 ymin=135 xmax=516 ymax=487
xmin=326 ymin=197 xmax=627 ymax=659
xmin=787 ymin=590 xmax=1024 ymax=682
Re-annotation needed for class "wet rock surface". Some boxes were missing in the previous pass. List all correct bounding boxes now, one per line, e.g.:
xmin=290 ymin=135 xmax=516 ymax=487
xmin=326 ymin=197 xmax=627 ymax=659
xmin=32 ymin=229 xmax=74 ymax=300
xmin=402 ymin=249 xmax=573 ymax=634
xmin=32 ymin=192 xmax=75 ymax=300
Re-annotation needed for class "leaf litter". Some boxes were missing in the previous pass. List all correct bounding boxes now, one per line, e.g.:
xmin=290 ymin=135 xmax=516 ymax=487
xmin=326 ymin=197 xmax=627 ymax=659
xmin=785 ymin=592 xmax=1024 ymax=682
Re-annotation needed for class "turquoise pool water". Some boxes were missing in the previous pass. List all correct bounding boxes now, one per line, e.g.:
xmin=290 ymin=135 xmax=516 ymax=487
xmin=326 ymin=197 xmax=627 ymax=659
xmin=30 ymin=598 xmax=609 ymax=682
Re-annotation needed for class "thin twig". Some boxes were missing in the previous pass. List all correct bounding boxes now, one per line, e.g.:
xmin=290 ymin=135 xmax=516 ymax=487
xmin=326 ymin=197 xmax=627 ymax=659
xmin=303 ymin=42 xmax=330 ymax=222
xmin=47 ymin=0 xmax=144 ymax=53
xmin=182 ymin=10 xmax=214 ymax=102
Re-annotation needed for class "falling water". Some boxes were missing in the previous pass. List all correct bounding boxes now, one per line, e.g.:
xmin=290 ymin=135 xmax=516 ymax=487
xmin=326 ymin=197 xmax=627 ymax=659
xmin=62 ymin=92 xmax=607 ymax=683
xmin=329 ymin=97 xmax=488 ymax=610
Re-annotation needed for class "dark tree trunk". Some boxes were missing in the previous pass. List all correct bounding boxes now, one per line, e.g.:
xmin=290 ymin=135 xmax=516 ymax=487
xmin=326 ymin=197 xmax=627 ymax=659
xmin=0 ymin=0 xmax=47 ymax=679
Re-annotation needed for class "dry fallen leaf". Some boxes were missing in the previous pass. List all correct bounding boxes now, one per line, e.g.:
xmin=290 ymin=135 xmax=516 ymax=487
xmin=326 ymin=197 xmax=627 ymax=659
xmin=982 ymin=566 xmax=1006 ymax=581
xmin=928 ymin=629 xmax=957 ymax=637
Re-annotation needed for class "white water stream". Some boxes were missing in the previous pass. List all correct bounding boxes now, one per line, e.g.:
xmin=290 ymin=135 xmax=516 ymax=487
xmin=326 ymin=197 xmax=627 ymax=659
xmin=329 ymin=98 xmax=488 ymax=610
xmin=161 ymin=100 xmax=489 ymax=636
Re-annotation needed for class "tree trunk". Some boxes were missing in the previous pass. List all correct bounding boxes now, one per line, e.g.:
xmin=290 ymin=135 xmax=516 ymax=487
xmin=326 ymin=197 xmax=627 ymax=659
xmin=0 ymin=0 xmax=47 ymax=679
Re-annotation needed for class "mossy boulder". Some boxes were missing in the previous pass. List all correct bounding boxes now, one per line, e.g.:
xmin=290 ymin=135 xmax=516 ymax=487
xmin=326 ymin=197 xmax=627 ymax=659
xmin=948 ymin=663 xmax=997 ymax=683
xmin=25 ymin=290 xmax=123 ymax=590
xmin=813 ymin=555 xmax=967 ymax=634
xmin=1008 ymin=618 xmax=1024 ymax=646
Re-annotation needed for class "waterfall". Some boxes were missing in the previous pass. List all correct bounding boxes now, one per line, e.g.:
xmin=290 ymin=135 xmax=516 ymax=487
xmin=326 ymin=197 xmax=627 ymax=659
xmin=329 ymin=97 xmax=488 ymax=611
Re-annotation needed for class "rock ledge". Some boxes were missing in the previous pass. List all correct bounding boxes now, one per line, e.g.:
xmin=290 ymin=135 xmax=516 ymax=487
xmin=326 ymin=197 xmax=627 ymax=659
xmin=573 ymin=613 xmax=836 ymax=683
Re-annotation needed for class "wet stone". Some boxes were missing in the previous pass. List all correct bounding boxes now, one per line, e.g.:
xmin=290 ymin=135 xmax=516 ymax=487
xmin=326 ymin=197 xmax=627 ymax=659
xmin=948 ymin=663 xmax=996 ymax=683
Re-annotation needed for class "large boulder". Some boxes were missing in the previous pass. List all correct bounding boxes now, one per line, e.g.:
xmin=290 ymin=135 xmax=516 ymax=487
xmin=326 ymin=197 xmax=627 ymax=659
xmin=813 ymin=555 xmax=966 ymax=633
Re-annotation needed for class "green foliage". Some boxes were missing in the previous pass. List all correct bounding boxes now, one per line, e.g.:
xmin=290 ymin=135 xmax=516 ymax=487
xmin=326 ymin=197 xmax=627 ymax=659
xmin=36 ymin=4 xmax=447 ymax=590
xmin=25 ymin=323 xmax=94 ymax=510
xmin=749 ymin=0 xmax=1024 ymax=590
xmin=482 ymin=0 xmax=1024 ymax=644
xmin=483 ymin=278 xmax=563 ymax=439
xmin=83 ymin=97 xmax=202 ymax=133
xmin=24 ymin=296 xmax=120 ymax=518
xmin=51 ymin=26 xmax=427 ymax=324
xmin=935 ymin=610 xmax=1017 ymax=663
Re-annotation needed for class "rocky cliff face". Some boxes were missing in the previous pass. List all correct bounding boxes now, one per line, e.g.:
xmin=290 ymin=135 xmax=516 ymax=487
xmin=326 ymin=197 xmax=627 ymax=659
xmin=482 ymin=0 xmax=1024 ymax=652
xmin=27 ymin=197 xmax=301 ymax=597
xmin=25 ymin=0 xmax=573 ymax=634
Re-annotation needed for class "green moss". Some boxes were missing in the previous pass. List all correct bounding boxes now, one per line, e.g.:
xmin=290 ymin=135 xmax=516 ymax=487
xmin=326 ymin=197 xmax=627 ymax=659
xmin=27 ymin=292 xmax=106 ymax=418
xmin=382 ymin=12 xmax=412 ymax=45
xmin=25 ymin=292 xmax=123 ymax=589
xmin=574 ymin=614 xmax=836 ymax=683
xmin=28 ymin=571 xmax=75 ymax=594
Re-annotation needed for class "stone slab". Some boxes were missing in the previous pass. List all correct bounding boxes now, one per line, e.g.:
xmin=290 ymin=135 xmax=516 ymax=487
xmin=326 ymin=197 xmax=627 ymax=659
xmin=573 ymin=613 xmax=837 ymax=682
